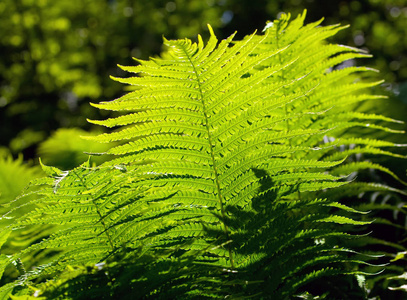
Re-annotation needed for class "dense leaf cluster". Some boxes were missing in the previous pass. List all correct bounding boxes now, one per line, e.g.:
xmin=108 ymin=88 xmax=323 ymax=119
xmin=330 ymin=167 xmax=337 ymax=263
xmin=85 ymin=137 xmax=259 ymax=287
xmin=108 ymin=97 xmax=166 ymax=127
xmin=0 ymin=11 xmax=406 ymax=299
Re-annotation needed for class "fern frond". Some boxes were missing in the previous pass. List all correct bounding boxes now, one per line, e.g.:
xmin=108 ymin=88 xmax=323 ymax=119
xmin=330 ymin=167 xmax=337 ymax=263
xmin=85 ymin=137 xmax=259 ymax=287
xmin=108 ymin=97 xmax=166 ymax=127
xmin=2 ymin=10 xmax=405 ymax=299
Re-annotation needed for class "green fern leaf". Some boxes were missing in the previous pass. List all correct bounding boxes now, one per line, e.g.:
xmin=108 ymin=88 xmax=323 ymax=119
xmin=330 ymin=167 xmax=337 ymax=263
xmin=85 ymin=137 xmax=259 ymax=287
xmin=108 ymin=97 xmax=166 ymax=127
xmin=2 ymin=11 xmax=405 ymax=299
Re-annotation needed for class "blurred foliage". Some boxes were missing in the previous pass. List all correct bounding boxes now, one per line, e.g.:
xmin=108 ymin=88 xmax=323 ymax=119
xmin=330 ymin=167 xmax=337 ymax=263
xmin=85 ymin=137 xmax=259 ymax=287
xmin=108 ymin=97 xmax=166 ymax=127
xmin=0 ymin=0 xmax=406 ymax=161
xmin=0 ymin=0 xmax=226 ymax=159
xmin=0 ymin=150 xmax=42 ymax=205
xmin=0 ymin=152 xmax=55 ymax=286
xmin=38 ymin=128 xmax=114 ymax=169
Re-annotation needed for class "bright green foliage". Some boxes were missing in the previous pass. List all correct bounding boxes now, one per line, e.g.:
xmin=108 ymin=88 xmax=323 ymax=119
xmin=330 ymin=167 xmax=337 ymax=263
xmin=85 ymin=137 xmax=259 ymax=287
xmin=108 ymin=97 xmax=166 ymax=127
xmin=0 ymin=11 xmax=406 ymax=299
xmin=0 ymin=0 xmax=225 ymax=155
xmin=0 ymin=153 xmax=42 ymax=205
xmin=223 ymin=0 xmax=407 ymax=85
xmin=0 ymin=153 xmax=51 ymax=289
xmin=37 ymin=128 xmax=113 ymax=170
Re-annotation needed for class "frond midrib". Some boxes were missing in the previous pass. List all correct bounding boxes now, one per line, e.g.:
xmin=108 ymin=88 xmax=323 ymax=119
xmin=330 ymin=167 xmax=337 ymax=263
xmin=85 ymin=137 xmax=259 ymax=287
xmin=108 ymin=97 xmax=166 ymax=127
xmin=178 ymin=42 xmax=235 ymax=269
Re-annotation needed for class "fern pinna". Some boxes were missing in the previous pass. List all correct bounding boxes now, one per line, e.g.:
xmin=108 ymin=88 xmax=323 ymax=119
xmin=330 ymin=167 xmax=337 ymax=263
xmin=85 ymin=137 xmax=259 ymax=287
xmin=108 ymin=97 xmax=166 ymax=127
xmin=1 ymin=11 xmax=405 ymax=299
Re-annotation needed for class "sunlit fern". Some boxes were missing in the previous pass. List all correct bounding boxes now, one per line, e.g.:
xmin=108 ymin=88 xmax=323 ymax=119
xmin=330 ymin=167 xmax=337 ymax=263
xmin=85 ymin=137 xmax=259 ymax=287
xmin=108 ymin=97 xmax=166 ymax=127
xmin=0 ymin=11 xmax=406 ymax=299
